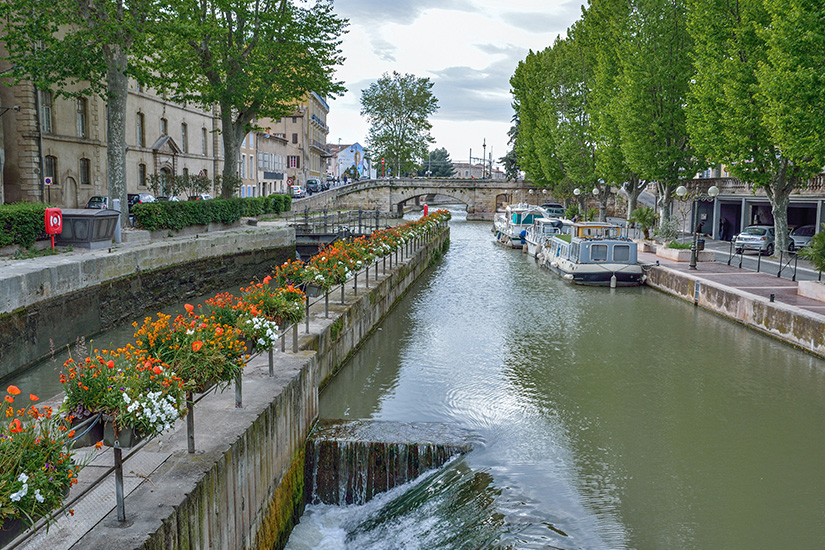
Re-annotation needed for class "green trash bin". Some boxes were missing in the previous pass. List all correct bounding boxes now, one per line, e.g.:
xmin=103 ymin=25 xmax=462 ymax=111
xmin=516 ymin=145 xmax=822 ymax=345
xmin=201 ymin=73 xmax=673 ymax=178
xmin=696 ymin=238 xmax=705 ymax=251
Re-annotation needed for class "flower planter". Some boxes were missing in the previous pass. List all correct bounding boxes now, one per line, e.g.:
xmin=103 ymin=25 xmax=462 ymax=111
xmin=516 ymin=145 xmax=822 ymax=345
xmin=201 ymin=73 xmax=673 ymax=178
xmin=103 ymin=418 xmax=144 ymax=448
xmin=69 ymin=414 xmax=104 ymax=448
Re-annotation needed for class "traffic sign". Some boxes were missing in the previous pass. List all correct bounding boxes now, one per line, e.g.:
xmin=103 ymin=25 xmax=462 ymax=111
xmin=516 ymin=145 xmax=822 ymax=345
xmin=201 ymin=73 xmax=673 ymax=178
xmin=44 ymin=176 xmax=53 ymax=186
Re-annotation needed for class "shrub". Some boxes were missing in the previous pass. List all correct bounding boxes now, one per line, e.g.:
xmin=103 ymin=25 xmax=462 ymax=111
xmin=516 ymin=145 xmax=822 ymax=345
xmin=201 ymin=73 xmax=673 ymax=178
xmin=131 ymin=195 xmax=290 ymax=231
xmin=799 ymin=224 xmax=825 ymax=272
xmin=0 ymin=202 xmax=47 ymax=248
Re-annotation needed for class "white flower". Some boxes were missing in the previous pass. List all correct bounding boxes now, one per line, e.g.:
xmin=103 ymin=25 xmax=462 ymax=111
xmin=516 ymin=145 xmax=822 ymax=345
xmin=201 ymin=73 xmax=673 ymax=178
xmin=17 ymin=472 xmax=28 ymax=483
xmin=10 ymin=483 xmax=28 ymax=502
xmin=34 ymin=489 xmax=44 ymax=503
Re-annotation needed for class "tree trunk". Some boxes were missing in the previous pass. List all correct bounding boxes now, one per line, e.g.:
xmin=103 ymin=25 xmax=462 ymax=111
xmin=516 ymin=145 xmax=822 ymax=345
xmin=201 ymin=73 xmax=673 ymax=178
xmin=625 ymin=175 xmax=642 ymax=219
xmin=105 ymin=46 xmax=129 ymax=227
xmin=766 ymin=158 xmax=794 ymax=255
xmin=656 ymin=181 xmax=674 ymax=227
xmin=220 ymin=106 xmax=244 ymax=199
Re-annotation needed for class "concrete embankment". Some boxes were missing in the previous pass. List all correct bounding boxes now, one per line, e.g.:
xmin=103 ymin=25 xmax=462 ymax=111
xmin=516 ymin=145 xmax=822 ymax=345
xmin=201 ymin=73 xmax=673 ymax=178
xmin=644 ymin=261 xmax=825 ymax=358
xmin=0 ymin=224 xmax=294 ymax=377
xmin=22 ymin=224 xmax=450 ymax=550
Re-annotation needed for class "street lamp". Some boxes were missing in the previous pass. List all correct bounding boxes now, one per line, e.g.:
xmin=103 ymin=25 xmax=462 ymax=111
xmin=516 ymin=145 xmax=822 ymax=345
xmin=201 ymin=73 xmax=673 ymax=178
xmin=675 ymin=184 xmax=720 ymax=270
xmin=529 ymin=188 xmax=534 ymax=204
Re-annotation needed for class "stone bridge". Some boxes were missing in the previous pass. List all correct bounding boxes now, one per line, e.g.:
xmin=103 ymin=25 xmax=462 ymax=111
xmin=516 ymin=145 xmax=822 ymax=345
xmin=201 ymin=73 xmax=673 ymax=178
xmin=294 ymin=178 xmax=536 ymax=220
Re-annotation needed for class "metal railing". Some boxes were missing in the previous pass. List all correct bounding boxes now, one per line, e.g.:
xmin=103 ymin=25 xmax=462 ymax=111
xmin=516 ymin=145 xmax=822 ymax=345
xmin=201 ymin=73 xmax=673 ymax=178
xmin=5 ymin=219 xmax=448 ymax=549
xmin=288 ymin=207 xmax=397 ymax=235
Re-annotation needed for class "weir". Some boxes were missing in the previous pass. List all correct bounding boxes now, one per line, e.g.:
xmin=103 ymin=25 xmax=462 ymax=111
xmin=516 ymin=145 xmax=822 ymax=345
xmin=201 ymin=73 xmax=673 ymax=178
xmin=305 ymin=420 xmax=474 ymax=505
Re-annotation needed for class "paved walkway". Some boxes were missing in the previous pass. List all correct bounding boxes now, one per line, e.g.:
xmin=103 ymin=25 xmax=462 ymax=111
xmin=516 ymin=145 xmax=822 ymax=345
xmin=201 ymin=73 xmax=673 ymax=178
xmin=639 ymin=249 xmax=825 ymax=318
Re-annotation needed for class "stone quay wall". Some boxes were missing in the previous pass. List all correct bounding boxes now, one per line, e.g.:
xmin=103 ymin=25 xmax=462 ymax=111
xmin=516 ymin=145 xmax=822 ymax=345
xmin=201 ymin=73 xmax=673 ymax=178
xmin=645 ymin=266 xmax=825 ymax=358
xmin=0 ymin=225 xmax=295 ymax=378
xmin=26 ymin=223 xmax=450 ymax=550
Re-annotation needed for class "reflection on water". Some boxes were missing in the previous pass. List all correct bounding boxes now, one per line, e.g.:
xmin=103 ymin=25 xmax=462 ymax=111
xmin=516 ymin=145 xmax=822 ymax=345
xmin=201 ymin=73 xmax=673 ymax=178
xmin=292 ymin=210 xmax=825 ymax=549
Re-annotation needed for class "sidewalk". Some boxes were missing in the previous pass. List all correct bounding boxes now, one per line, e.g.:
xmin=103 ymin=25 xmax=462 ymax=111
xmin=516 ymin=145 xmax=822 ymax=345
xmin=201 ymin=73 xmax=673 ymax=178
xmin=639 ymin=249 xmax=825 ymax=318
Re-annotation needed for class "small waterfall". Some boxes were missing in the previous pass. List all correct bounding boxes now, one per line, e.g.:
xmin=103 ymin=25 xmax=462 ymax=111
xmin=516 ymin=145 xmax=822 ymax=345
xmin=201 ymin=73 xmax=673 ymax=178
xmin=305 ymin=420 xmax=473 ymax=506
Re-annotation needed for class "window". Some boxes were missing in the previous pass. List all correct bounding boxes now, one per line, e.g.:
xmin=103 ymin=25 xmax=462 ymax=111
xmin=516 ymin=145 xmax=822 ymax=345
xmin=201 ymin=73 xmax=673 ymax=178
xmin=79 ymin=158 xmax=90 ymax=185
xmin=292 ymin=133 xmax=298 ymax=144
xmin=248 ymin=156 xmax=254 ymax=179
xmin=182 ymin=167 xmax=189 ymax=179
xmin=76 ymin=98 xmax=88 ymax=138
xmin=288 ymin=155 xmax=300 ymax=168
xmin=138 ymin=164 xmax=146 ymax=187
xmin=137 ymin=112 xmax=145 ymax=147
xmin=591 ymin=244 xmax=608 ymax=262
xmin=160 ymin=117 xmax=168 ymax=136
xmin=44 ymin=156 xmax=57 ymax=184
xmin=240 ymin=154 xmax=246 ymax=178
xmin=291 ymin=117 xmax=297 ymax=123
xmin=39 ymin=91 xmax=52 ymax=134
xmin=202 ymin=128 xmax=208 ymax=156
xmin=613 ymin=244 xmax=630 ymax=262
xmin=181 ymin=123 xmax=188 ymax=153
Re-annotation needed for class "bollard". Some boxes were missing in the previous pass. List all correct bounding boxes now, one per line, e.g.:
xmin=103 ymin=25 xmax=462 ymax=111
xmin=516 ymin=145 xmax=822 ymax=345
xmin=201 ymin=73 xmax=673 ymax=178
xmin=293 ymin=323 xmax=298 ymax=353
xmin=268 ymin=348 xmax=274 ymax=377
xmin=187 ymin=394 xmax=195 ymax=453
xmin=770 ymin=293 xmax=775 ymax=302
xmin=235 ymin=372 xmax=242 ymax=408
xmin=115 ymin=446 xmax=126 ymax=522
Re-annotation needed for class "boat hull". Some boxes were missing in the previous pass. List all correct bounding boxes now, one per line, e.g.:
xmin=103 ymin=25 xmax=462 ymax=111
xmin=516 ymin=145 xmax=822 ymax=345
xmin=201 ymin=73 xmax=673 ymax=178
xmin=542 ymin=257 xmax=644 ymax=286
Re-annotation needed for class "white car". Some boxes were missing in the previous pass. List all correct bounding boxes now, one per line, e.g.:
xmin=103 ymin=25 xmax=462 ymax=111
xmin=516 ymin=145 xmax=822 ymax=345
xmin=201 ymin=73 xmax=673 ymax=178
xmin=289 ymin=185 xmax=305 ymax=199
xmin=734 ymin=225 xmax=775 ymax=256
xmin=788 ymin=225 xmax=815 ymax=251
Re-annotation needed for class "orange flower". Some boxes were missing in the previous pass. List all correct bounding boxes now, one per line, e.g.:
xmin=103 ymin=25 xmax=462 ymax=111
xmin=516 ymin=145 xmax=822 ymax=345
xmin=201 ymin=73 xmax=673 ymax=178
xmin=9 ymin=418 xmax=22 ymax=433
xmin=7 ymin=385 xmax=20 ymax=396
xmin=215 ymin=327 xmax=224 ymax=336
xmin=192 ymin=341 xmax=203 ymax=352
xmin=152 ymin=366 xmax=163 ymax=375
xmin=107 ymin=360 xmax=115 ymax=369
xmin=29 ymin=394 xmax=38 ymax=401
xmin=184 ymin=303 xmax=194 ymax=314
xmin=263 ymin=275 xmax=272 ymax=284
xmin=4 ymin=396 xmax=12 ymax=404
xmin=95 ymin=441 xmax=104 ymax=450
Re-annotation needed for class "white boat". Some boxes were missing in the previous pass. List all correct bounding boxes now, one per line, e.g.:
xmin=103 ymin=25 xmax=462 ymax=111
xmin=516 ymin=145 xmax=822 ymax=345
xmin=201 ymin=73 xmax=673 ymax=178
xmin=539 ymin=221 xmax=644 ymax=286
xmin=492 ymin=204 xmax=547 ymax=248
xmin=523 ymin=217 xmax=569 ymax=258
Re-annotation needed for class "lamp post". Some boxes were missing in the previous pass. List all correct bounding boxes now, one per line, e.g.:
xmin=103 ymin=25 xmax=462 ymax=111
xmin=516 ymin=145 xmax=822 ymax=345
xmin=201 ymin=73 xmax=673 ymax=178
xmin=675 ymin=184 xmax=720 ymax=270
xmin=573 ymin=188 xmax=581 ymax=219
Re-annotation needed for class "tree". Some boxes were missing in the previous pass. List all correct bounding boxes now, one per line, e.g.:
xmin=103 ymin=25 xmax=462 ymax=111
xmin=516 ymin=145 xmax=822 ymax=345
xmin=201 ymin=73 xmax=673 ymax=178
xmin=361 ymin=72 xmax=439 ymax=178
xmin=500 ymin=115 xmax=521 ymax=181
xmin=1 ymin=0 xmax=158 ymax=224
xmin=615 ymin=0 xmax=704 ymax=226
xmin=154 ymin=0 xmax=346 ymax=198
xmin=418 ymin=148 xmax=454 ymax=178
xmin=686 ymin=0 xmax=820 ymax=252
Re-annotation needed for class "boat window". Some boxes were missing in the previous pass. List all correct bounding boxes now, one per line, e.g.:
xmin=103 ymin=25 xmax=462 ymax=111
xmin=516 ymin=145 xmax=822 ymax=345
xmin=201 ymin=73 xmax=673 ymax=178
xmin=571 ymin=242 xmax=580 ymax=261
xmin=591 ymin=244 xmax=608 ymax=262
xmin=613 ymin=244 xmax=630 ymax=262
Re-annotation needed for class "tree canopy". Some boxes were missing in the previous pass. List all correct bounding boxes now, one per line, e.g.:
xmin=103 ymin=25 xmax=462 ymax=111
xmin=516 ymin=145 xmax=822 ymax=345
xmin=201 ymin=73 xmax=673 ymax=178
xmin=361 ymin=72 xmax=439 ymax=177
xmin=418 ymin=148 xmax=455 ymax=178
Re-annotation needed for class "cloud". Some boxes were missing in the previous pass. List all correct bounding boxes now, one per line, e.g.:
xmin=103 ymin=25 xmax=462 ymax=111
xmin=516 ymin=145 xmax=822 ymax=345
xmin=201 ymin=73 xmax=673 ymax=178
xmin=369 ymin=36 xmax=397 ymax=63
xmin=428 ymin=44 xmax=527 ymax=123
xmin=501 ymin=2 xmax=582 ymax=34
xmin=335 ymin=0 xmax=476 ymax=25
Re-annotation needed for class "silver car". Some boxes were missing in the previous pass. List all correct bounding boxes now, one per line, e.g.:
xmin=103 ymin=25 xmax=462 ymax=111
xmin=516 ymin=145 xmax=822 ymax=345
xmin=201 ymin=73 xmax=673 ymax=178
xmin=788 ymin=224 xmax=815 ymax=251
xmin=734 ymin=225 xmax=775 ymax=256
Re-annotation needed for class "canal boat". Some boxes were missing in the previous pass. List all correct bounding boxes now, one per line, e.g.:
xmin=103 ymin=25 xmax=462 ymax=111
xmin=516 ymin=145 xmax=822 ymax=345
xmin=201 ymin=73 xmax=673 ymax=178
xmin=539 ymin=221 xmax=643 ymax=286
xmin=523 ymin=217 xmax=570 ymax=258
xmin=492 ymin=204 xmax=547 ymax=248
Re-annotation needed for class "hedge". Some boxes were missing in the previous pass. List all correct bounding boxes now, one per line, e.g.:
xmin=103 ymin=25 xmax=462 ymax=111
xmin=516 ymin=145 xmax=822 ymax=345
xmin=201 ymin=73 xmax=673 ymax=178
xmin=0 ymin=202 xmax=47 ymax=248
xmin=132 ymin=194 xmax=291 ymax=232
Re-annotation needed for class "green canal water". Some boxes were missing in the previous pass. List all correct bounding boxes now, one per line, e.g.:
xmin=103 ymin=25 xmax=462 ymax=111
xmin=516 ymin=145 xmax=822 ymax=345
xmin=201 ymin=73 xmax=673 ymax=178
xmin=287 ymin=211 xmax=825 ymax=550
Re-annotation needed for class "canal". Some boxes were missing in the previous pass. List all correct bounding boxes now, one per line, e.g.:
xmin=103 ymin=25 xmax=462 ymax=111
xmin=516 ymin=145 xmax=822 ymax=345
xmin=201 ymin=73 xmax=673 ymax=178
xmin=287 ymin=210 xmax=825 ymax=549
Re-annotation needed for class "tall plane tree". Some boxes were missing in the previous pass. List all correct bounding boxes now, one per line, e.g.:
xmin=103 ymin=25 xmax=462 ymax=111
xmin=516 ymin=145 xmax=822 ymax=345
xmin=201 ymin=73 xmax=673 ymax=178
xmin=361 ymin=72 xmax=438 ymax=177
xmin=1 ymin=0 xmax=157 ymax=223
xmin=155 ymin=0 xmax=346 ymax=197
xmin=616 ymin=0 xmax=703 ymax=226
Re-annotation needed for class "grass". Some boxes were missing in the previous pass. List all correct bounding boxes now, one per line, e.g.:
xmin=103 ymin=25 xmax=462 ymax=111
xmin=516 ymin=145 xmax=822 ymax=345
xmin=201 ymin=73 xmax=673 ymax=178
xmin=667 ymin=241 xmax=692 ymax=249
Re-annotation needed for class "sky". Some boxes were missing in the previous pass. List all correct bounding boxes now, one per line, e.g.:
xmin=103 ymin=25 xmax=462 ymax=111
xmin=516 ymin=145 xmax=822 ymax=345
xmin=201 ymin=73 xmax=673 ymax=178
xmin=326 ymin=0 xmax=585 ymax=169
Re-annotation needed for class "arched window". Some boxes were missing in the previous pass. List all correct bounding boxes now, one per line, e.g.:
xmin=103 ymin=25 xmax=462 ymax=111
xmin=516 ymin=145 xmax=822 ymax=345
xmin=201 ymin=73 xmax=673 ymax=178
xmin=138 ymin=164 xmax=146 ymax=187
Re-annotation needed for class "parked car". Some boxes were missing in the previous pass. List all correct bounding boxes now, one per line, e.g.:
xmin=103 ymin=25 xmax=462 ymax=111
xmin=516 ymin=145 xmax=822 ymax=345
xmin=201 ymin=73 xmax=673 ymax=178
xmin=788 ymin=224 xmax=816 ymax=251
xmin=305 ymin=178 xmax=322 ymax=195
xmin=541 ymin=202 xmax=565 ymax=217
xmin=85 ymin=195 xmax=110 ymax=209
xmin=156 ymin=196 xmax=180 ymax=202
xmin=127 ymin=193 xmax=156 ymax=211
xmin=187 ymin=193 xmax=212 ymax=201
xmin=289 ymin=185 xmax=305 ymax=199
xmin=734 ymin=225 xmax=775 ymax=255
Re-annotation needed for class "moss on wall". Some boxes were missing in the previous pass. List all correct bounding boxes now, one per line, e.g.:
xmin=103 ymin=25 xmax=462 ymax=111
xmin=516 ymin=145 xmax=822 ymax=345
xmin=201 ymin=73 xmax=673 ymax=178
xmin=254 ymin=449 xmax=305 ymax=550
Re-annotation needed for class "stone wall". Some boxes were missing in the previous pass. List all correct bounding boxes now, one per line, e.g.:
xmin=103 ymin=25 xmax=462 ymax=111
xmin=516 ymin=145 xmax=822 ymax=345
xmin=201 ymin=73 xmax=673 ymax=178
xmin=645 ymin=265 xmax=825 ymax=357
xmin=0 ymin=225 xmax=294 ymax=377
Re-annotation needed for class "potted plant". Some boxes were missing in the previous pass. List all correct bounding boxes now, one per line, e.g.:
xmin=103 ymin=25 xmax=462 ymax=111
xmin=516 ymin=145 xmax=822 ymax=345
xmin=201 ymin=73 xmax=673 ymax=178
xmin=0 ymin=385 xmax=86 ymax=536
xmin=629 ymin=206 xmax=658 ymax=240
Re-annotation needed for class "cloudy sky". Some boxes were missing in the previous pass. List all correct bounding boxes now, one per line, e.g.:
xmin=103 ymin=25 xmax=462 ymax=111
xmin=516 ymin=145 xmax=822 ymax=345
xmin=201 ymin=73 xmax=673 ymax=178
xmin=327 ymin=0 xmax=585 ymax=168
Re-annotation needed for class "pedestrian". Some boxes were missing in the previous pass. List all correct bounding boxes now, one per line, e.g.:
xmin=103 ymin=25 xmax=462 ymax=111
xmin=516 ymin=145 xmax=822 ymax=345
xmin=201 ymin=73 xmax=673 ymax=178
xmin=697 ymin=220 xmax=705 ymax=235
xmin=720 ymin=218 xmax=728 ymax=241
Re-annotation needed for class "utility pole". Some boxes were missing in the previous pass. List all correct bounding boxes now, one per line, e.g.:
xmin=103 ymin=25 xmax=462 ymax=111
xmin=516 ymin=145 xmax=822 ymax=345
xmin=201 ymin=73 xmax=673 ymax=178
xmin=482 ymin=139 xmax=486 ymax=179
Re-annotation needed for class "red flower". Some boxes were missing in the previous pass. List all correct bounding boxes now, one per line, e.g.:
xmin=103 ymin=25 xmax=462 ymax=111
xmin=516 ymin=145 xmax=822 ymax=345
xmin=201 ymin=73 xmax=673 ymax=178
xmin=9 ymin=418 xmax=22 ymax=433
xmin=4 ymin=396 xmax=12 ymax=404
xmin=152 ymin=366 xmax=163 ymax=375
xmin=192 ymin=341 xmax=203 ymax=352
xmin=184 ymin=303 xmax=194 ymax=314
xmin=263 ymin=275 xmax=272 ymax=285
xmin=29 ymin=394 xmax=39 ymax=402
xmin=107 ymin=360 xmax=115 ymax=369
xmin=7 ymin=385 xmax=20 ymax=396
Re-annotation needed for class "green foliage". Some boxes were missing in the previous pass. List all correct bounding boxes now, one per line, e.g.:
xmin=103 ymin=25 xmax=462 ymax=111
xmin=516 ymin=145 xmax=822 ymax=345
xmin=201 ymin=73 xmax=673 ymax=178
xmin=667 ymin=240 xmax=692 ymax=249
xmin=361 ymin=72 xmax=439 ymax=176
xmin=565 ymin=204 xmax=580 ymax=219
xmin=629 ymin=206 xmax=658 ymax=239
xmin=655 ymin=218 xmax=680 ymax=242
xmin=132 ymin=195 xmax=290 ymax=231
xmin=418 ymin=148 xmax=455 ymax=177
xmin=799 ymin=225 xmax=825 ymax=273
xmin=0 ymin=203 xmax=47 ymax=248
